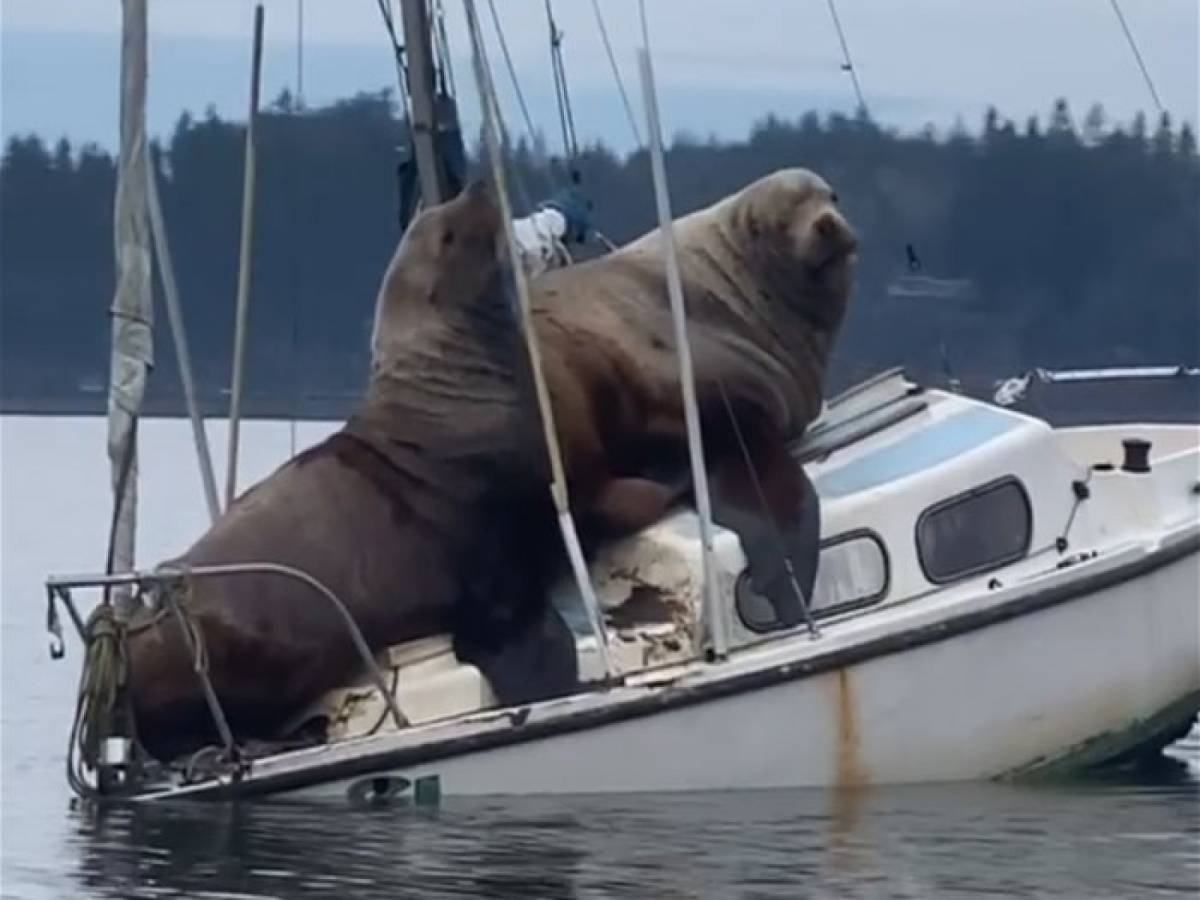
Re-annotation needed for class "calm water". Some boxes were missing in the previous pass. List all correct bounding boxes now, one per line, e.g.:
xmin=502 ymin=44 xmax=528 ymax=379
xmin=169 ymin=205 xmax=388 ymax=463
xmin=2 ymin=416 xmax=1198 ymax=899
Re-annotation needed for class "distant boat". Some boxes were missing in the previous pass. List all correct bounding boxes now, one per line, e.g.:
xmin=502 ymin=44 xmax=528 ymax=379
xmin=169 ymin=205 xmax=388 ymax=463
xmin=992 ymin=365 xmax=1200 ymax=426
xmin=885 ymin=273 xmax=979 ymax=303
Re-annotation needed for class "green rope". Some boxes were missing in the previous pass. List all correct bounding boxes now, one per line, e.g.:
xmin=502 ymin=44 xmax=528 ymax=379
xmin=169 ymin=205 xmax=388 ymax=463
xmin=67 ymin=587 xmax=173 ymax=796
xmin=77 ymin=605 xmax=129 ymax=766
xmin=66 ymin=603 xmax=133 ymax=797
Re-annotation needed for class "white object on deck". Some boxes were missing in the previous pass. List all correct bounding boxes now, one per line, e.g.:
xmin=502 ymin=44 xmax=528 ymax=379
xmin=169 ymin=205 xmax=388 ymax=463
xmin=511 ymin=206 xmax=570 ymax=277
xmin=306 ymin=636 xmax=497 ymax=740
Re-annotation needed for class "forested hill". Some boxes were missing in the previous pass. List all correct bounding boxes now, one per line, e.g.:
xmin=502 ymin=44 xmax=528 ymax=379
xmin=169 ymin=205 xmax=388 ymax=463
xmin=2 ymin=91 xmax=1197 ymax=418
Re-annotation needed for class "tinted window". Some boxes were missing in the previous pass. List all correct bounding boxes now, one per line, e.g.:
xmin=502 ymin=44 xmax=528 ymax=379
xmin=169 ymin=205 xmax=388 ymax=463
xmin=916 ymin=478 xmax=1031 ymax=584
xmin=736 ymin=531 xmax=890 ymax=632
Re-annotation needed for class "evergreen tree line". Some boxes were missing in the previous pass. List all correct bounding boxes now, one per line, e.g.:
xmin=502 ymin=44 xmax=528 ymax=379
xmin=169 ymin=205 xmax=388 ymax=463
xmin=1 ymin=90 xmax=1196 ymax=417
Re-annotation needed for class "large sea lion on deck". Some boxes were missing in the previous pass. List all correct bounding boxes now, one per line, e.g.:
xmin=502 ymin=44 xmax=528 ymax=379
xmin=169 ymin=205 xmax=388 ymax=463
xmin=124 ymin=182 xmax=576 ymax=760
xmin=531 ymin=167 xmax=858 ymax=622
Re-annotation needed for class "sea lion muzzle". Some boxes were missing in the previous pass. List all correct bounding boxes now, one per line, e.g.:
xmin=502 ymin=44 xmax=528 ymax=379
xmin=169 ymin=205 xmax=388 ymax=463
xmin=808 ymin=209 xmax=858 ymax=271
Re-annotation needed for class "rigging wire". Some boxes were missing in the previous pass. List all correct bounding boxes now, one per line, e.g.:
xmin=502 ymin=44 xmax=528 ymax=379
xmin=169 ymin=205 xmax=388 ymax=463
xmin=590 ymin=0 xmax=642 ymax=148
xmin=296 ymin=0 xmax=305 ymax=106
xmin=459 ymin=0 xmax=535 ymax=212
xmin=432 ymin=0 xmax=458 ymax=99
xmin=544 ymin=0 xmax=581 ymax=173
xmin=823 ymin=0 xmax=869 ymax=117
xmin=289 ymin=0 xmax=307 ymax=455
xmin=485 ymin=0 xmax=539 ymax=149
xmin=373 ymin=0 xmax=411 ymax=114
xmin=1107 ymin=0 xmax=1165 ymax=115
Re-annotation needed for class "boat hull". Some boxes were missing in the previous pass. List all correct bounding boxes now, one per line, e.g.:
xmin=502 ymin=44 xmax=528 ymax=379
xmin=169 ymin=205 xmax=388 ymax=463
xmin=226 ymin=537 xmax=1198 ymax=804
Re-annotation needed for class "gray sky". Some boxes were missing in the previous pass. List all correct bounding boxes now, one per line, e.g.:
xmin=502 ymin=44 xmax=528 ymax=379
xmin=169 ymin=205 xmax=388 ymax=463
xmin=2 ymin=1 xmax=1196 ymax=155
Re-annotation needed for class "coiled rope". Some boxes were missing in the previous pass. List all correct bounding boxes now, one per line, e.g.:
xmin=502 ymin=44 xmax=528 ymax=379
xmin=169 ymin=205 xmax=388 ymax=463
xmin=65 ymin=578 xmax=221 ymax=798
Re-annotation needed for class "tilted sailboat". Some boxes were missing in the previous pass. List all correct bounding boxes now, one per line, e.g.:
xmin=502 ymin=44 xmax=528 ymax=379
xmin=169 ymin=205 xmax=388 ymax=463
xmin=41 ymin=0 xmax=1199 ymax=804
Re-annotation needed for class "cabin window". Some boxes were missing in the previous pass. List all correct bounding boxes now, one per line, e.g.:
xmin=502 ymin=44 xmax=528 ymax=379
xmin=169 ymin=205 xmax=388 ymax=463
xmin=736 ymin=530 xmax=890 ymax=632
xmin=915 ymin=476 xmax=1032 ymax=584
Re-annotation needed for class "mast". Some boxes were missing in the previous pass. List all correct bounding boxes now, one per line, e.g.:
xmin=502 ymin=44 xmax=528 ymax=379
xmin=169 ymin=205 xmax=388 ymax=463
xmin=375 ymin=1 xmax=467 ymax=358
xmin=106 ymin=0 xmax=153 ymax=614
xmin=400 ymin=0 xmax=454 ymax=205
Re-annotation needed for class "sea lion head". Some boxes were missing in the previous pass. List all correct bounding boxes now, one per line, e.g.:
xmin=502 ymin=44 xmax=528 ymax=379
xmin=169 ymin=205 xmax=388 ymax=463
xmin=729 ymin=167 xmax=858 ymax=332
xmin=371 ymin=180 xmax=505 ymax=368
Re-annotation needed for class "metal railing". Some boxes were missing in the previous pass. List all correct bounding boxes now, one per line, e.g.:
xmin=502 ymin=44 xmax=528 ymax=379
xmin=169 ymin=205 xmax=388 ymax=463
xmin=46 ymin=561 xmax=408 ymax=791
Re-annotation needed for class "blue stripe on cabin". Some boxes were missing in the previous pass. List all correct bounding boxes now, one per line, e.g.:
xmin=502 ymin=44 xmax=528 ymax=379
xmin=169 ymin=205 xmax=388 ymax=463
xmin=813 ymin=405 xmax=1019 ymax=498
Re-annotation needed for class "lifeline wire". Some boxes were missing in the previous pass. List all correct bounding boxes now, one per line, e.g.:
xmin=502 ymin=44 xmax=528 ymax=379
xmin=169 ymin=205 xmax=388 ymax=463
xmin=545 ymin=0 xmax=580 ymax=166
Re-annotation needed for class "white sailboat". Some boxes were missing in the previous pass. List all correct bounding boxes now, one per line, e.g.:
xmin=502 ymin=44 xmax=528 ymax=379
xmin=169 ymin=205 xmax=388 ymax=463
xmin=42 ymin=0 xmax=1199 ymax=805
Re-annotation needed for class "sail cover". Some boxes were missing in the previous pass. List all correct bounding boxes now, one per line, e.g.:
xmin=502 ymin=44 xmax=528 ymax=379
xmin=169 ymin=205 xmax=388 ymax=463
xmin=107 ymin=0 xmax=153 ymax=600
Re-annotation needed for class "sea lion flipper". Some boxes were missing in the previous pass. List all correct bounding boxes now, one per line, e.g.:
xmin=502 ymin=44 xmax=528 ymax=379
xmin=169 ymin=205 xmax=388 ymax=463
xmin=709 ymin=433 xmax=820 ymax=628
xmin=775 ymin=465 xmax=821 ymax=619
xmin=455 ymin=602 xmax=581 ymax=707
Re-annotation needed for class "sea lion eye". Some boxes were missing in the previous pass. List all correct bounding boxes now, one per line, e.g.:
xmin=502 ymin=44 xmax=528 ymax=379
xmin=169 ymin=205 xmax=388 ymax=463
xmin=830 ymin=192 xmax=839 ymax=204
xmin=442 ymin=229 xmax=456 ymax=246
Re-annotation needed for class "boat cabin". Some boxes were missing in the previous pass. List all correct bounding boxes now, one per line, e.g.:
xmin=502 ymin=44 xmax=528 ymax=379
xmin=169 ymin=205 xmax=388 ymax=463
xmin=303 ymin=368 xmax=1195 ymax=743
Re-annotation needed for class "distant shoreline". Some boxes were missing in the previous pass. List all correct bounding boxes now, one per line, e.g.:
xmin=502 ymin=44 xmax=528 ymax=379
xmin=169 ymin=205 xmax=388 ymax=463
xmin=4 ymin=375 xmax=1196 ymax=427
xmin=0 ymin=393 xmax=357 ymax=422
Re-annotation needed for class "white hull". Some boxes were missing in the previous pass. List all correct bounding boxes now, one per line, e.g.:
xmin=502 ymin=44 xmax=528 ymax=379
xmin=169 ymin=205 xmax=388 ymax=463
xmin=149 ymin=527 xmax=1198 ymax=804
xmin=411 ymin=558 xmax=1196 ymax=798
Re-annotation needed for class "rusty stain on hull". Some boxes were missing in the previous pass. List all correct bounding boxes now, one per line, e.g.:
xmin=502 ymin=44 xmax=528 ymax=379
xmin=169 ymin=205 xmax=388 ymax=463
xmin=828 ymin=667 xmax=869 ymax=871
xmin=835 ymin=667 xmax=866 ymax=789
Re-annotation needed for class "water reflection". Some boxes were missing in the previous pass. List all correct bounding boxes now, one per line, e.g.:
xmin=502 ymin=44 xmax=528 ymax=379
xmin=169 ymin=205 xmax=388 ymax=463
xmin=60 ymin=762 xmax=1199 ymax=900
xmin=68 ymin=798 xmax=593 ymax=899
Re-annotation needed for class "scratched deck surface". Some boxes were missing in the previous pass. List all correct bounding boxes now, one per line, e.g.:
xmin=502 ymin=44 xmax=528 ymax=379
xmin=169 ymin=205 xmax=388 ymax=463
xmin=3 ymin=416 xmax=1197 ymax=899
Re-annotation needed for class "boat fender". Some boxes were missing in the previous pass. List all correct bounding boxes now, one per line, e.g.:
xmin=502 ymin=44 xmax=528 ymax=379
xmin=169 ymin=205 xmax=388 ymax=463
xmin=1121 ymin=438 xmax=1152 ymax=474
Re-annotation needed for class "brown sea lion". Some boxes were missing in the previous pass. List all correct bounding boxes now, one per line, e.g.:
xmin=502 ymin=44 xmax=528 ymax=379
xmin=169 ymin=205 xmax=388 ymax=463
xmin=125 ymin=182 xmax=576 ymax=760
xmin=531 ymin=167 xmax=858 ymax=621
